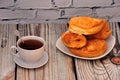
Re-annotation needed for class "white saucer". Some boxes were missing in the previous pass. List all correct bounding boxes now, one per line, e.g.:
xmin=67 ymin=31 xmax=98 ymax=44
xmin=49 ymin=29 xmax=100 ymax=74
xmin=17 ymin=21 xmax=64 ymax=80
xmin=13 ymin=52 xmax=48 ymax=69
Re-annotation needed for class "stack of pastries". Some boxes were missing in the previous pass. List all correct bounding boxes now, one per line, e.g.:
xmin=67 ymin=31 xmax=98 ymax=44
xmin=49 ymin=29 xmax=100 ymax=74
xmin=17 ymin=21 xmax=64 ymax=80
xmin=61 ymin=16 xmax=112 ymax=58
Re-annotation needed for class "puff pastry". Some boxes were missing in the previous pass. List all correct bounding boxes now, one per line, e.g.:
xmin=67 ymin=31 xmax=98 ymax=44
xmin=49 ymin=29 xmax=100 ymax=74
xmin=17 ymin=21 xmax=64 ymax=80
xmin=86 ymin=20 xmax=112 ymax=39
xmin=68 ymin=16 xmax=104 ymax=35
xmin=61 ymin=31 xmax=87 ymax=48
xmin=69 ymin=39 xmax=107 ymax=58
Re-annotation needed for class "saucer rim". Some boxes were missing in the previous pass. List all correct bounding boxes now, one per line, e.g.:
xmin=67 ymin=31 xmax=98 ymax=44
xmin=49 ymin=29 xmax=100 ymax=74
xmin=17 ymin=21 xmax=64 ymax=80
xmin=13 ymin=51 xmax=48 ymax=69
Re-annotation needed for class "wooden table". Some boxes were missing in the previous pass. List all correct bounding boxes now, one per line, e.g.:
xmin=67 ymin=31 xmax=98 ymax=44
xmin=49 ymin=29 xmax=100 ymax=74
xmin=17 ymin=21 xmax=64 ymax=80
xmin=0 ymin=23 xmax=120 ymax=80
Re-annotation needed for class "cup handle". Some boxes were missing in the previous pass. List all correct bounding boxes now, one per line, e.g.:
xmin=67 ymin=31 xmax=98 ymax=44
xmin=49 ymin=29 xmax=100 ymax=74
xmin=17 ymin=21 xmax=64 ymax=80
xmin=10 ymin=46 xmax=19 ymax=57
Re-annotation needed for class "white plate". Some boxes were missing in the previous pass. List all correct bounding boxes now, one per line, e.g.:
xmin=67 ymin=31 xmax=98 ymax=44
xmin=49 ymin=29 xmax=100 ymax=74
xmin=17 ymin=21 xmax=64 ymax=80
xmin=13 ymin=52 xmax=48 ymax=69
xmin=56 ymin=36 xmax=115 ymax=60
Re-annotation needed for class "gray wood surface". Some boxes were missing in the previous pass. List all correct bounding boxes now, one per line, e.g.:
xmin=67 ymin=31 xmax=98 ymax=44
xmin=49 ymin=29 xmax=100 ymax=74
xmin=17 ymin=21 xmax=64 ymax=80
xmin=0 ymin=24 xmax=16 ymax=80
xmin=0 ymin=23 xmax=120 ymax=80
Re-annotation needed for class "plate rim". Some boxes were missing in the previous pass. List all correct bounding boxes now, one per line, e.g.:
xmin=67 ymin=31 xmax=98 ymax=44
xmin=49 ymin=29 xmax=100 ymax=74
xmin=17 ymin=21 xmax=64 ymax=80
xmin=56 ymin=35 xmax=115 ymax=60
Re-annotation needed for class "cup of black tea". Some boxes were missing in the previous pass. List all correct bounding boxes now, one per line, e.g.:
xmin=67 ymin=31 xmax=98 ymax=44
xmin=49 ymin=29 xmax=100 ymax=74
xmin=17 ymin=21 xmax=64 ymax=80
xmin=12 ymin=36 xmax=46 ymax=63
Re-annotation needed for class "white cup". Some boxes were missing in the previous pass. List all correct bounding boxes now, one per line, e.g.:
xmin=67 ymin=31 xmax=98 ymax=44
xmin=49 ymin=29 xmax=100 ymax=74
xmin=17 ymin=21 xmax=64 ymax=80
xmin=11 ymin=36 xmax=46 ymax=63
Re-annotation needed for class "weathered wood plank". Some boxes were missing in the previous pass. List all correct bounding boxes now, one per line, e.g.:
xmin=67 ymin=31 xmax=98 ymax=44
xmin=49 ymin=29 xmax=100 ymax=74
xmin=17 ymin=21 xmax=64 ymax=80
xmin=0 ymin=24 xmax=16 ymax=80
xmin=16 ymin=24 xmax=76 ymax=80
xmin=74 ymin=22 xmax=117 ymax=80
xmin=17 ymin=24 xmax=35 ymax=80
xmin=74 ymin=22 xmax=120 ymax=80
xmin=75 ymin=59 xmax=110 ymax=80
xmin=101 ymin=22 xmax=120 ymax=80
xmin=15 ymin=23 xmax=120 ymax=80
xmin=37 ymin=23 xmax=75 ymax=80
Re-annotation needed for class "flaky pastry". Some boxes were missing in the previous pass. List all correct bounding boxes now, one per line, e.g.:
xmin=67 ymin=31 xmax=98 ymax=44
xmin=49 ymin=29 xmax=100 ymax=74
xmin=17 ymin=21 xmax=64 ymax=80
xmin=61 ymin=31 xmax=87 ymax=48
xmin=68 ymin=16 xmax=104 ymax=35
xmin=69 ymin=39 xmax=107 ymax=58
xmin=86 ymin=20 xmax=112 ymax=39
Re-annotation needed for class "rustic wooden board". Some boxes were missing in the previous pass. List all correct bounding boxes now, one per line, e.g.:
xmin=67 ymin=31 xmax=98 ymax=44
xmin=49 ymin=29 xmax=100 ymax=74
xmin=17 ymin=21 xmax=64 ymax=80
xmin=0 ymin=24 xmax=16 ymax=80
xmin=16 ymin=24 xmax=76 ymax=80
xmin=1 ymin=23 xmax=118 ymax=80
xmin=102 ymin=22 xmax=120 ymax=80
xmin=40 ymin=23 xmax=76 ymax=80
xmin=16 ymin=24 xmax=35 ymax=80
xmin=74 ymin=22 xmax=120 ymax=80
xmin=74 ymin=59 xmax=110 ymax=80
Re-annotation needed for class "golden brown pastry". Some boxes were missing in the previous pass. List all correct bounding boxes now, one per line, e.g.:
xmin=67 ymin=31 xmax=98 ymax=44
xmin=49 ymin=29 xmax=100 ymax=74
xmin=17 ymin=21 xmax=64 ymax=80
xmin=86 ymin=20 xmax=112 ymax=39
xmin=68 ymin=16 xmax=104 ymax=35
xmin=61 ymin=31 xmax=87 ymax=48
xmin=69 ymin=39 xmax=107 ymax=58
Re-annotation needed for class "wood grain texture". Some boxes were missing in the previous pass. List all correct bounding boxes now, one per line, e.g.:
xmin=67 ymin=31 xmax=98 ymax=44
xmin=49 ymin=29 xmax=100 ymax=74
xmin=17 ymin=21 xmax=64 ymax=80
xmin=103 ymin=22 xmax=120 ymax=80
xmin=74 ymin=22 xmax=120 ymax=80
xmin=16 ymin=24 xmax=76 ymax=80
xmin=0 ymin=23 xmax=120 ymax=80
xmin=17 ymin=24 xmax=35 ymax=80
xmin=41 ymin=23 xmax=75 ymax=80
xmin=0 ymin=24 xmax=16 ymax=80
